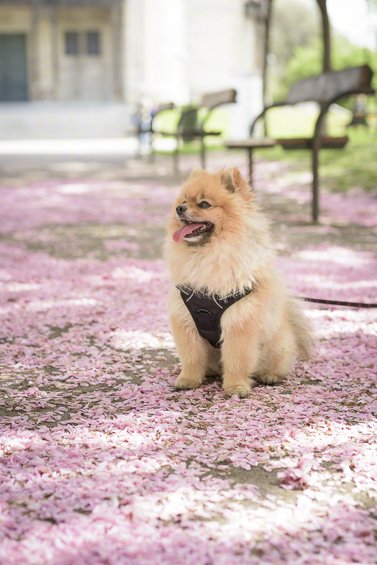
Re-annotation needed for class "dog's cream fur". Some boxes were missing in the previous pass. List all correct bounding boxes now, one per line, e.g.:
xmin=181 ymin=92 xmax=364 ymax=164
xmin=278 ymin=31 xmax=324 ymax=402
xmin=165 ymin=168 xmax=313 ymax=397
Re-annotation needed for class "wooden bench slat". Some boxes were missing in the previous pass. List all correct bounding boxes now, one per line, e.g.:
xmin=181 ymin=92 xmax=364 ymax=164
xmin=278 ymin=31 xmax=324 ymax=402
xmin=200 ymin=89 xmax=237 ymax=109
xmin=277 ymin=136 xmax=349 ymax=150
xmin=158 ymin=129 xmax=222 ymax=138
xmin=225 ymin=138 xmax=277 ymax=149
xmin=286 ymin=65 xmax=373 ymax=105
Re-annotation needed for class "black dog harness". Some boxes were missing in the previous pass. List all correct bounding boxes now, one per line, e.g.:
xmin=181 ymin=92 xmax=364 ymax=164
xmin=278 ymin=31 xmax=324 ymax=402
xmin=178 ymin=286 xmax=252 ymax=348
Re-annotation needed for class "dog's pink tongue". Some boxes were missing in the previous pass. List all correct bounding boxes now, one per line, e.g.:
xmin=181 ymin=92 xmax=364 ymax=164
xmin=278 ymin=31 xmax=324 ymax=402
xmin=172 ymin=223 xmax=206 ymax=242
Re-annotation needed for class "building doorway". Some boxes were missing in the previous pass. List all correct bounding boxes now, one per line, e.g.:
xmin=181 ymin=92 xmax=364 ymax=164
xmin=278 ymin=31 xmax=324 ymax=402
xmin=59 ymin=29 xmax=110 ymax=101
xmin=0 ymin=34 xmax=28 ymax=101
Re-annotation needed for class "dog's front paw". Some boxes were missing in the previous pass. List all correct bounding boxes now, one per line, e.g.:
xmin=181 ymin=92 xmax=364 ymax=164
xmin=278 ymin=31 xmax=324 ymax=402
xmin=223 ymin=382 xmax=251 ymax=398
xmin=254 ymin=373 xmax=283 ymax=385
xmin=174 ymin=373 xmax=202 ymax=391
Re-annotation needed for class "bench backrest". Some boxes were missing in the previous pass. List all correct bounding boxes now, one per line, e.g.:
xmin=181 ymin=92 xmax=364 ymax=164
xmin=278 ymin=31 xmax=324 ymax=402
xmin=200 ymin=89 xmax=237 ymax=110
xmin=286 ymin=65 xmax=374 ymax=105
xmin=153 ymin=102 xmax=175 ymax=114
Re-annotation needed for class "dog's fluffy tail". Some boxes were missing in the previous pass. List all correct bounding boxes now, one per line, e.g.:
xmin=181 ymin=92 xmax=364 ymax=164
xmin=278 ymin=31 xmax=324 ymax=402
xmin=288 ymin=298 xmax=314 ymax=360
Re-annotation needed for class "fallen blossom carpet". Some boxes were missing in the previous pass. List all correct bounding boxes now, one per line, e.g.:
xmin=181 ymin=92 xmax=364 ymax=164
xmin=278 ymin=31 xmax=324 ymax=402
xmin=0 ymin=172 xmax=376 ymax=564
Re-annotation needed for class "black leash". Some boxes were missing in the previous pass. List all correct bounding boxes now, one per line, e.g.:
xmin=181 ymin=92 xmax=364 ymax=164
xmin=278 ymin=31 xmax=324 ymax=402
xmin=299 ymin=297 xmax=377 ymax=309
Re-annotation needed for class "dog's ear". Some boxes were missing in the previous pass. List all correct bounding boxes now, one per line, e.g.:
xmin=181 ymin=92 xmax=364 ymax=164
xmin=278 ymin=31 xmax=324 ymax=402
xmin=222 ymin=168 xmax=251 ymax=194
xmin=187 ymin=168 xmax=205 ymax=180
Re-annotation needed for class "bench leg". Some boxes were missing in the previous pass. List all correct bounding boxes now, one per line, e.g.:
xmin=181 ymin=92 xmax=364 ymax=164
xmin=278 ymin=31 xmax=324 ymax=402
xmin=311 ymin=144 xmax=320 ymax=223
xmin=148 ymin=134 xmax=155 ymax=162
xmin=136 ymin=131 xmax=143 ymax=158
xmin=248 ymin=149 xmax=253 ymax=185
xmin=200 ymin=138 xmax=206 ymax=169
xmin=173 ymin=136 xmax=180 ymax=174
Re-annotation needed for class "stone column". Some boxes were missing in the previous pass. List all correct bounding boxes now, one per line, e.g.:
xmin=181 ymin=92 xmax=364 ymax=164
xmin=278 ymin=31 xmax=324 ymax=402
xmin=111 ymin=0 xmax=124 ymax=101
xmin=50 ymin=5 xmax=59 ymax=100
xmin=142 ymin=0 xmax=187 ymax=103
xmin=29 ymin=3 xmax=58 ymax=100
xmin=29 ymin=2 xmax=39 ymax=100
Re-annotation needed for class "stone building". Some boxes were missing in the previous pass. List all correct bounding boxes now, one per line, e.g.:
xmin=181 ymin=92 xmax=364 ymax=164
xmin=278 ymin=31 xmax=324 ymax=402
xmin=0 ymin=0 xmax=123 ymax=102
xmin=0 ymin=0 xmax=263 ymax=137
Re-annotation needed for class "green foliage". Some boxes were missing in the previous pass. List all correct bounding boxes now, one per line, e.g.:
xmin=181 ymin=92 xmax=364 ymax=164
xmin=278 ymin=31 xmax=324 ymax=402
xmin=152 ymin=108 xmax=180 ymax=133
xmin=270 ymin=0 xmax=319 ymax=70
xmin=273 ymin=35 xmax=377 ymax=103
xmin=319 ymin=128 xmax=377 ymax=191
xmin=258 ymin=127 xmax=377 ymax=192
xmin=265 ymin=104 xmax=349 ymax=137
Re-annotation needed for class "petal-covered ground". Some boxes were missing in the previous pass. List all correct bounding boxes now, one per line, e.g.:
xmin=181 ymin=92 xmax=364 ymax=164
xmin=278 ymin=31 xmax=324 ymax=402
xmin=0 ymin=156 xmax=376 ymax=564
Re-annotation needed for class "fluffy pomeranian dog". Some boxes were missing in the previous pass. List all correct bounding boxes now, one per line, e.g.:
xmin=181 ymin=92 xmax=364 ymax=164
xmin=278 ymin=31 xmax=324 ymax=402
xmin=165 ymin=168 xmax=313 ymax=398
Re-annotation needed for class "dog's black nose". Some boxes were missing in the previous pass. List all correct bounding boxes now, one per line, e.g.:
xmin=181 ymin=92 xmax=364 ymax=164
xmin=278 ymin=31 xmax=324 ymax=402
xmin=176 ymin=205 xmax=187 ymax=215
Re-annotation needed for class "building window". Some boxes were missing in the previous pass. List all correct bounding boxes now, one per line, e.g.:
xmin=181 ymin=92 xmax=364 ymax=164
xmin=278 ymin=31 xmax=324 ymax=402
xmin=65 ymin=32 xmax=79 ymax=56
xmin=86 ymin=31 xmax=101 ymax=56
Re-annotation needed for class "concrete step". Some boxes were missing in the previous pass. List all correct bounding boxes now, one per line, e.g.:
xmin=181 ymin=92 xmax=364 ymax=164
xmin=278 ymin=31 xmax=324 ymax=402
xmin=0 ymin=102 xmax=133 ymax=139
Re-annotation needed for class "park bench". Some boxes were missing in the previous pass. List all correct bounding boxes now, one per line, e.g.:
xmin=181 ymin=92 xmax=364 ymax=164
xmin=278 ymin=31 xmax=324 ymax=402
xmin=157 ymin=89 xmax=237 ymax=172
xmin=226 ymin=65 xmax=375 ymax=222
xmin=135 ymin=102 xmax=176 ymax=157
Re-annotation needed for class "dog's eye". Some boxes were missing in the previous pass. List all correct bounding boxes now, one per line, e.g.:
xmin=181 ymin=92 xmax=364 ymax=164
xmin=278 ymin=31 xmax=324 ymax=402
xmin=198 ymin=201 xmax=211 ymax=209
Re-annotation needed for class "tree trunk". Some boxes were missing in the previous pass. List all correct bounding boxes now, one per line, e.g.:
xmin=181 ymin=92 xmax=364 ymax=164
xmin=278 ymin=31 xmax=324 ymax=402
xmin=317 ymin=0 xmax=331 ymax=72
xmin=262 ymin=0 xmax=273 ymax=107
xmin=317 ymin=0 xmax=331 ymax=135
xmin=262 ymin=0 xmax=273 ymax=136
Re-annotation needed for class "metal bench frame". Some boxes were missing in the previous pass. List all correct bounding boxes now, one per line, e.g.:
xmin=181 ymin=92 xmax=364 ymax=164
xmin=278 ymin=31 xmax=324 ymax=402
xmin=249 ymin=65 xmax=375 ymax=222
xmin=136 ymin=102 xmax=176 ymax=158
